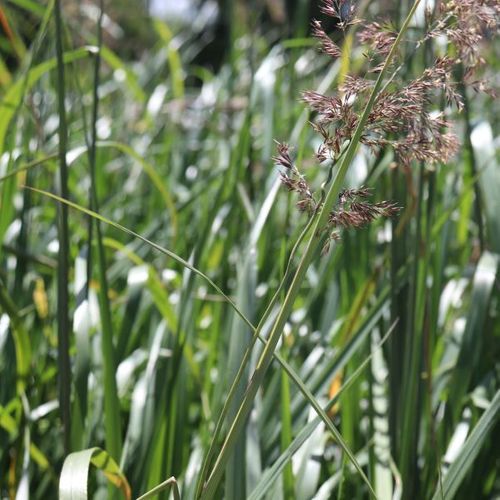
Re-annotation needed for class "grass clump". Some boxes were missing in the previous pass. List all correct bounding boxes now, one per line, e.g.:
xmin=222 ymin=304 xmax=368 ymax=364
xmin=0 ymin=0 xmax=499 ymax=499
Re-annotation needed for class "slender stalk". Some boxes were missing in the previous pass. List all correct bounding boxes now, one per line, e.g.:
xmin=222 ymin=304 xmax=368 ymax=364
xmin=87 ymin=0 xmax=122 ymax=461
xmin=399 ymin=162 xmax=425 ymax=492
xmin=0 ymin=154 xmax=57 ymax=183
xmin=280 ymin=367 xmax=294 ymax=500
xmin=460 ymin=77 xmax=485 ymax=251
xmin=137 ymin=477 xmax=180 ymax=500
xmin=399 ymin=31 xmax=436 ymax=496
xmin=200 ymin=2 xmax=422 ymax=498
xmin=193 ymin=211 xmax=318 ymax=498
xmin=248 ymin=325 xmax=396 ymax=500
xmin=53 ymin=0 xmax=71 ymax=456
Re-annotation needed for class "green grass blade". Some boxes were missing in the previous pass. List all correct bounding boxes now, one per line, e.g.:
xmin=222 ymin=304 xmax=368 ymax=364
xmin=103 ymin=238 xmax=178 ymax=332
xmin=71 ymin=249 xmax=92 ymax=451
xmin=473 ymin=122 xmax=500 ymax=253
xmin=120 ymin=321 xmax=166 ymax=486
xmin=96 ymin=140 xmax=178 ymax=241
xmin=280 ymin=367 xmax=294 ymax=500
xmin=59 ymin=447 xmax=131 ymax=500
xmin=6 ymin=0 xmax=46 ymax=16
xmin=370 ymin=330 xmax=393 ymax=499
xmin=249 ymin=326 xmax=395 ymax=500
xmin=194 ymin=209 xmax=318 ymax=498
xmin=152 ymin=19 xmax=185 ymax=100
xmin=398 ymin=164 xmax=428 ymax=491
xmin=25 ymin=186 xmax=254 ymax=333
xmin=431 ymin=389 xmax=500 ymax=500
xmin=0 ymin=279 xmax=31 ymax=393
xmin=0 ymin=154 xmax=57 ymax=184
xmin=137 ymin=477 xmax=180 ymax=500
xmin=41 ymin=139 xmax=178 ymax=240
xmin=86 ymin=0 xmax=122 ymax=461
xmin=446 ymin=252 xmax=498 ymax=423
xmin=224 ymin=249 xmax=257 ymax=499
xmin=0 ymin=0 xmax=56 ymax=244
xmin=275 ymin=354 xmax=377 ymax=499
xmin=460 ymin=80 xmax=485 ymax=250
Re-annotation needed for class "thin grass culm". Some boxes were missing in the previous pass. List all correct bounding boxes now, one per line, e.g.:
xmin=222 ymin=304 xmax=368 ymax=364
xmin=53 ymin=0 xmax=72 ymax=456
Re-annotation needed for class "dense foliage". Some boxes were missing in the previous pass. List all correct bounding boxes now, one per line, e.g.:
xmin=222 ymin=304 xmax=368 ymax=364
xmin=0 ymin=0 xmax=499 ymax=499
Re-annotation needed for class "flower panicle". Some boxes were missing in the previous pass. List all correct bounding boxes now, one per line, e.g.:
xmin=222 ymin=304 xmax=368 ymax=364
xmin=275 ymin=0 xmax=495 ymax=251
xmin=321 ymin=190 xmax=400 ymax=254
xmin=320 ymin=0 xmax=359 ymax=30
xmin=329 ymin=200 xmax=400 ymax=229
xmin=274 ymin=142 xmax=316 ymax=214
xmin=330 ymin=187 xmax=400 ymax=229
xmin=272 ymin=141 xmax=294 ymax=171
xmin=358 ymin=21 xmax=398 ymax=56
xmin=430 ymin=0 xmax=499 ymax=70
xmin=311 ymin=19 xmax=342 ymax=59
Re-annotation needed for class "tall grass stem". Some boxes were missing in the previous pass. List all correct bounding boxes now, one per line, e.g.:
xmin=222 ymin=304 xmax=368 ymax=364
xmin=53 ymin=0 xmax=72 ymax=456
